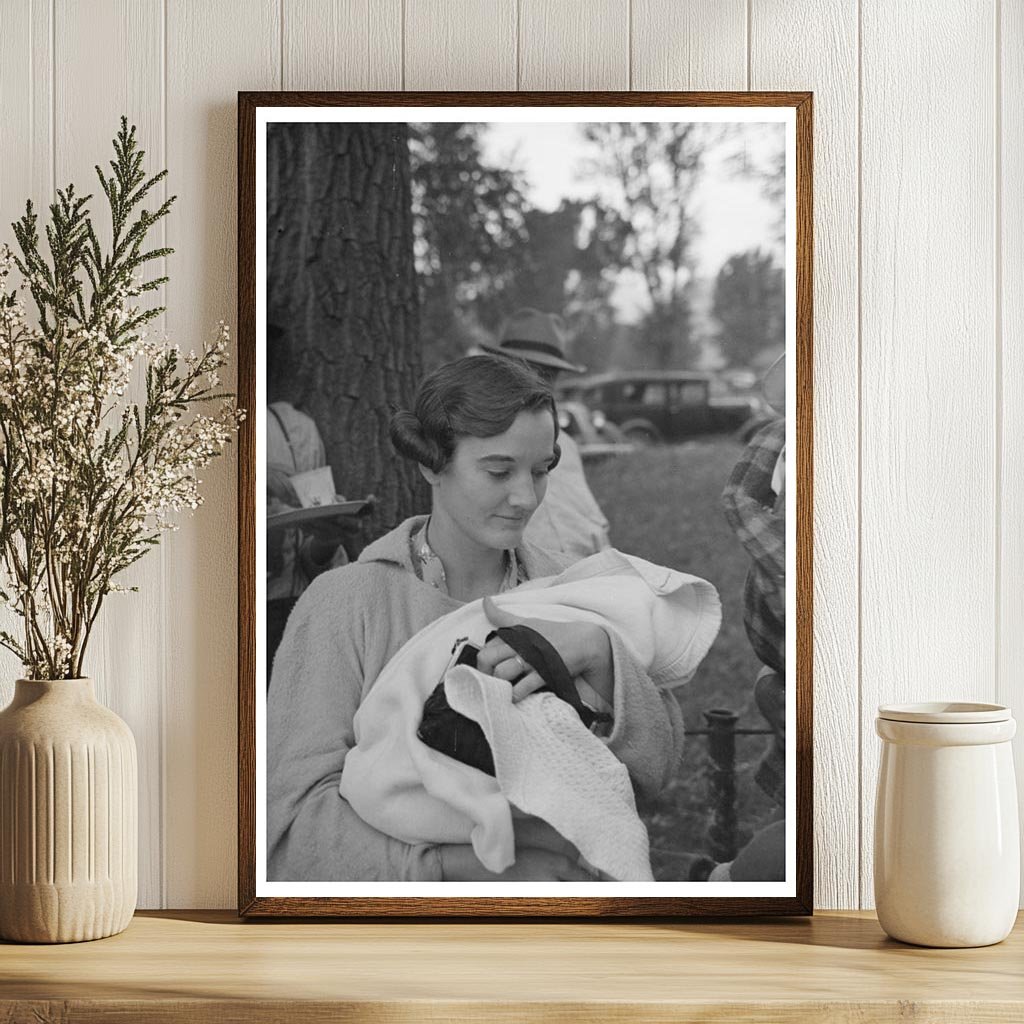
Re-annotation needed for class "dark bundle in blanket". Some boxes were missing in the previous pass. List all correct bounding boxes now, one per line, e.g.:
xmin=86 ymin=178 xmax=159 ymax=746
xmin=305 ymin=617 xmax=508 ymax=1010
xmin=417 ymin=625 xmax=610 ymax=776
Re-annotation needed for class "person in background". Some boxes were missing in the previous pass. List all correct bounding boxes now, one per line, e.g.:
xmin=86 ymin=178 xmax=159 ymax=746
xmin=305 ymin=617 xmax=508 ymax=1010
xmin=266 ymin=323 xmax=352 ymax=665
xmin=714 ymin=353 xmax=787 ymax=881
xmin=482 ymin=308 xmax=611 ymax=561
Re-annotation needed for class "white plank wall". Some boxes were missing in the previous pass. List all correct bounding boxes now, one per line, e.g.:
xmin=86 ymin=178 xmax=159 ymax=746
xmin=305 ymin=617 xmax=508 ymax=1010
xmin=162 ymin=0 xmax=279 ymax=908
xmin=0 ymin=4 xmax=52 ymax=693
xmin=859 ymin=0 xmax=999 ymax=909
xmin=53 ymin=0 xmax=167 ymax=910
xmin=1002 ymin=0 xmax=1024 ymax=900
xmin=405 ymin=0 xmax=517 ymax=90
xmin=0 ymin=0 xmax=1018 ymax=910
xmin=283 ymin=0 xmax=402 ymax=91
xmin=518 ymin=0 xmax=629 ymax=90
xmin=750 ymin=0 xmax=860 ymax=912
xmin=632 ymin=1 xmax=746 ymax=91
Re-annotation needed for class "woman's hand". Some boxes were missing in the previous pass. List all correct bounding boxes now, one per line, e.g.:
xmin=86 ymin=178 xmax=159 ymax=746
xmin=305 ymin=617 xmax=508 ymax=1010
xmin=476 ymin=595 xmax=614 ymax=705
xmin=268 ymin=465 xmax=300 ymax=506
xmin=438 ymin=843 xmax=597 ymax=881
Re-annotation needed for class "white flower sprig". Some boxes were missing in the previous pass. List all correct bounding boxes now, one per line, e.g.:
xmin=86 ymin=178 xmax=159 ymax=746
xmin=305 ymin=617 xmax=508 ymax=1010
xmin=0 ymin=118 xmax=242 ymax=680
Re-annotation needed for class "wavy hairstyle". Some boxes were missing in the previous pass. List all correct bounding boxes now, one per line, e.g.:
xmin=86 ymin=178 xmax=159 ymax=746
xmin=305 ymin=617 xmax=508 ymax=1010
xmin=390 ymin=354 xmax=561 ymax=473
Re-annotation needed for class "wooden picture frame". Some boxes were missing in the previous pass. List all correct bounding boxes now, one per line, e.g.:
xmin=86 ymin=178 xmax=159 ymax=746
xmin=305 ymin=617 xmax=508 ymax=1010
xmin=238 ymin=91 xmax=813 ymax=917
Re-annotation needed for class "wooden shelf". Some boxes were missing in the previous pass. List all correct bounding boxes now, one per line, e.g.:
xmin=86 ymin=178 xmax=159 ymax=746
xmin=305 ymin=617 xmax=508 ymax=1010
xmin=2 ymin=910 xmax=1022 ymax=1022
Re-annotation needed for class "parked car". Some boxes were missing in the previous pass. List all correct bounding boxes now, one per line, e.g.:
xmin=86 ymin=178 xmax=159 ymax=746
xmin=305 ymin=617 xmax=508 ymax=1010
xmin=557 ymin=399 xmax=635 ymax=463
xmin=558 ymin=371 xmax=765 ymax=445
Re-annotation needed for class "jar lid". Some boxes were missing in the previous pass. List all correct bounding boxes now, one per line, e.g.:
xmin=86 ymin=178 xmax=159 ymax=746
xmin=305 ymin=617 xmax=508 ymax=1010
xmin=877 ymin=701 xmax=1011 ymax=724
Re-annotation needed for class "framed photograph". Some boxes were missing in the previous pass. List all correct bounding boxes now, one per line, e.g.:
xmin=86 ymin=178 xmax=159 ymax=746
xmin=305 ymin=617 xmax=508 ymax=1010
xmin=238 ymin=91 xmax=812 ymax=917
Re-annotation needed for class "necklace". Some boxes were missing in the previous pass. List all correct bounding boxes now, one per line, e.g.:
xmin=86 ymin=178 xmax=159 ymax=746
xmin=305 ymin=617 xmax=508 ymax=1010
xmin=411 ymin=518 xmax=525 ymax=596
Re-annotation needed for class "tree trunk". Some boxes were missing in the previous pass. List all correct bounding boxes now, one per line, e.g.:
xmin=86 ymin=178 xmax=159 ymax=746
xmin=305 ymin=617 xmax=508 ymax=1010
xmin=267 ymin=123 xmax=425 ymax=546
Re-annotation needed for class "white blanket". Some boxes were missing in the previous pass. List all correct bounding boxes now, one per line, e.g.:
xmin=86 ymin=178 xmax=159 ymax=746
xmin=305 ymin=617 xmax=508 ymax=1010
xmin=339 ymin=548 xmax=721 ymax=880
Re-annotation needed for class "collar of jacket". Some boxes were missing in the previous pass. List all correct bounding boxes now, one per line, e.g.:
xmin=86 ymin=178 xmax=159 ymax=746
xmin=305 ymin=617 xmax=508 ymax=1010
xmin=357 ymin=515 xmax=568 ymax=581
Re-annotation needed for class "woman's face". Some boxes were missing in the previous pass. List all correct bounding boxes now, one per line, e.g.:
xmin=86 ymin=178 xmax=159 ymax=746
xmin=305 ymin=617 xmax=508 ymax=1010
xmin=424 ymin=408 xmax=557 ymax=553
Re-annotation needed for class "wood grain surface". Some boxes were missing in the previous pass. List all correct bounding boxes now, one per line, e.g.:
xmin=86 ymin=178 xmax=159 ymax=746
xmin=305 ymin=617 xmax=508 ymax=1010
xmin=1 ymin=911 xmax=1023 ymax=1023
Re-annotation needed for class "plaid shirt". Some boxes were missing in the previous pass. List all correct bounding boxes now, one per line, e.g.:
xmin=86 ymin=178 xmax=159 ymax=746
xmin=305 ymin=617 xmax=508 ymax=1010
xmin=722 ymin=419 xmax=787 ymax=805
xmin=721 ymin=419 xmax=786 ymax=675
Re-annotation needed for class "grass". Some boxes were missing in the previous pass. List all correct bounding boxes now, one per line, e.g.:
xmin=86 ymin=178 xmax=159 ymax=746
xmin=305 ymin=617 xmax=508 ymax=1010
xmin=584 ymin=439 xmax=781 ymax=879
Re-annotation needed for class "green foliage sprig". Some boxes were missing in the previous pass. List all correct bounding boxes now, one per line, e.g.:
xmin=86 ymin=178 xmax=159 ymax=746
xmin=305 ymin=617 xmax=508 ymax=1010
xmin=0 ymin=117 xmax=242 ymax=679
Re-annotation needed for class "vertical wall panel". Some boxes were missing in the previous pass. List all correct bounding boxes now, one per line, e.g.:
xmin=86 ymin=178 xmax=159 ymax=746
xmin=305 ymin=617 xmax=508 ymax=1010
xmin=1000 ymin=0 xmax=1024 ymax=903
xmin=860 ymin=1 xmax=998 ymax=908
xmin=0 ymin=0 xmax=51 ymax=226
xmin=751 ymin=1 xmax=860 ymax=910
xmin=0 ymin=1 xmax=53 ymax=700
xmin=164 ymin=0 xmax=279 ymax=908
xmin=405 ymin=0 xmax=516 ymax=89
xmin=519 ymin=0 xmax=629 ymax=90
xmin=632 ymin=0 xmax=746 ymax=90
xmin=50 ymin=0 xmax=166 ymax=909
xmin=283 ymin=0 xmax=402 ymax=91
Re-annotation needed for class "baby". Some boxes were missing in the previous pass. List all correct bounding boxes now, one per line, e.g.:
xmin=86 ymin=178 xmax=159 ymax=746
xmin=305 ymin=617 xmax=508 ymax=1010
xmin=338 ymin=549 xmax=721 ymax=882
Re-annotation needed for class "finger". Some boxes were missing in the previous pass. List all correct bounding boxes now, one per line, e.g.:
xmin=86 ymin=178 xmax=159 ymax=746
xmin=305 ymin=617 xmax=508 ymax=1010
xmin=511 ymin=671 xmax=546 ymax=702
xmin=479 ymin=655 xmax=530 ymax=684
xmin=474 ymin=638 xmax=516 ymax=676
xmin=496 ymin=655 xmax=530 ymax=682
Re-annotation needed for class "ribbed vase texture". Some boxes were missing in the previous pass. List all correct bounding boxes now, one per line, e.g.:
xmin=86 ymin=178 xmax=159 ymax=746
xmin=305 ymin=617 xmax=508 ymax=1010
xmin=0 ymin=678 xmax=137 ymax=943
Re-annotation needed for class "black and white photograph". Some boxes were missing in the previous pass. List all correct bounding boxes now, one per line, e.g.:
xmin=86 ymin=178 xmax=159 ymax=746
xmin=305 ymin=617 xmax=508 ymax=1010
xmin=243 ymin=97 xmax=809 ymax=914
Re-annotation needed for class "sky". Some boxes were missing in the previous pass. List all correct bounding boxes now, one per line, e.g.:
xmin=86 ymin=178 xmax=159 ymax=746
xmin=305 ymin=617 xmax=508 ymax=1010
xmin=479 ymin=121 xmax=784 ymax=321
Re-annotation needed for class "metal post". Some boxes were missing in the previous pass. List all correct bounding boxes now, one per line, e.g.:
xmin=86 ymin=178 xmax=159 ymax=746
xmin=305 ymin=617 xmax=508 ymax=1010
xmin=704 ymin=708 xmax=739 ymax=864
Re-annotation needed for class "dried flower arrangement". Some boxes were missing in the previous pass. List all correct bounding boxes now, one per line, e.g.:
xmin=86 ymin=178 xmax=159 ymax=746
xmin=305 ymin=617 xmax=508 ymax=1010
xmin=0 ymin=118 xmax=242 ymax=679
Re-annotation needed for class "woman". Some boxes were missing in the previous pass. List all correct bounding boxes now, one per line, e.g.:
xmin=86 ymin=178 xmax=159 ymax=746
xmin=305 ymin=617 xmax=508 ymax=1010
xmin=267 ymin=354 xmax=684 ymax=881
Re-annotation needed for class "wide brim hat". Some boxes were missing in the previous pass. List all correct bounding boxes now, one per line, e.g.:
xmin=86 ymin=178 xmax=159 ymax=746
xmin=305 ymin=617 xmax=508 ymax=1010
xmin=762 ymin=353 xmax=785 ymax=415
xmin=481 ymin=307 xmax=587 ymax=374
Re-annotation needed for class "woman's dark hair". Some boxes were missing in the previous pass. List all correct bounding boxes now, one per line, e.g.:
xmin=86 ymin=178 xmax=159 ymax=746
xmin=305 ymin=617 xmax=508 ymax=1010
xmin=390 ymin=354 xmax=561 ymax=473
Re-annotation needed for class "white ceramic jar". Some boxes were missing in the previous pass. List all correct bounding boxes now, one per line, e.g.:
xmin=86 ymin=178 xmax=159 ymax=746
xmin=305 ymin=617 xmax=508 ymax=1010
xmin=874 ymin=702 xmax=1019 ymax=947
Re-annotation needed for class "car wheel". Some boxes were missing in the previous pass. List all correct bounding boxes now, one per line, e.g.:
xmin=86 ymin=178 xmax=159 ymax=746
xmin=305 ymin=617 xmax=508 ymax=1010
xmin=623 ymin=423 xmax=661 ymax=446
xmin=599 ymin=421 xmax=629 ymax=444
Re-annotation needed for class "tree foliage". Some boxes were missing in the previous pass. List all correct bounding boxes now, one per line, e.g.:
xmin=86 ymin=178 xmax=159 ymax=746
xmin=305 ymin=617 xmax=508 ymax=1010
xmin=410 ymin=123 xmax=530 ymax=366
xmin=712 ymin=249 xmax=785 ymax=368
xmin=0 ymin=119 xmax=239 ymax=678
xmin=580 ymin=123 xmax=710 ymax=369
xmin=495 ymin=200 xmax=623 ymax=372
xmin=727 ymin=125 xmax=786 ymax=247
xmin=410 ymin=124 xmax=622 ymax=372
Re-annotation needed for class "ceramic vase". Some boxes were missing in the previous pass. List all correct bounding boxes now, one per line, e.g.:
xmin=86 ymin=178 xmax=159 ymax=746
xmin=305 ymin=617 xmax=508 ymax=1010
xmin=874 ymin=702 xmax=1019 ymax=948
xmin=0 ymin=678 xmax=137 ymax=943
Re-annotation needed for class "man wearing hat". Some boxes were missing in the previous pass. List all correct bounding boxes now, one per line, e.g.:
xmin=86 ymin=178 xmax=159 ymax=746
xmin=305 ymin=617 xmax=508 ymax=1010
xmin=483 ymin=308 xmax=611 ymax=560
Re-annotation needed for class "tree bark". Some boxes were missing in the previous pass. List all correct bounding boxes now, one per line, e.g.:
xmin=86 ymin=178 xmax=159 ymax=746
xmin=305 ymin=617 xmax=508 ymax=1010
xmin=267 ymin=123 xmax=425 ymax=545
